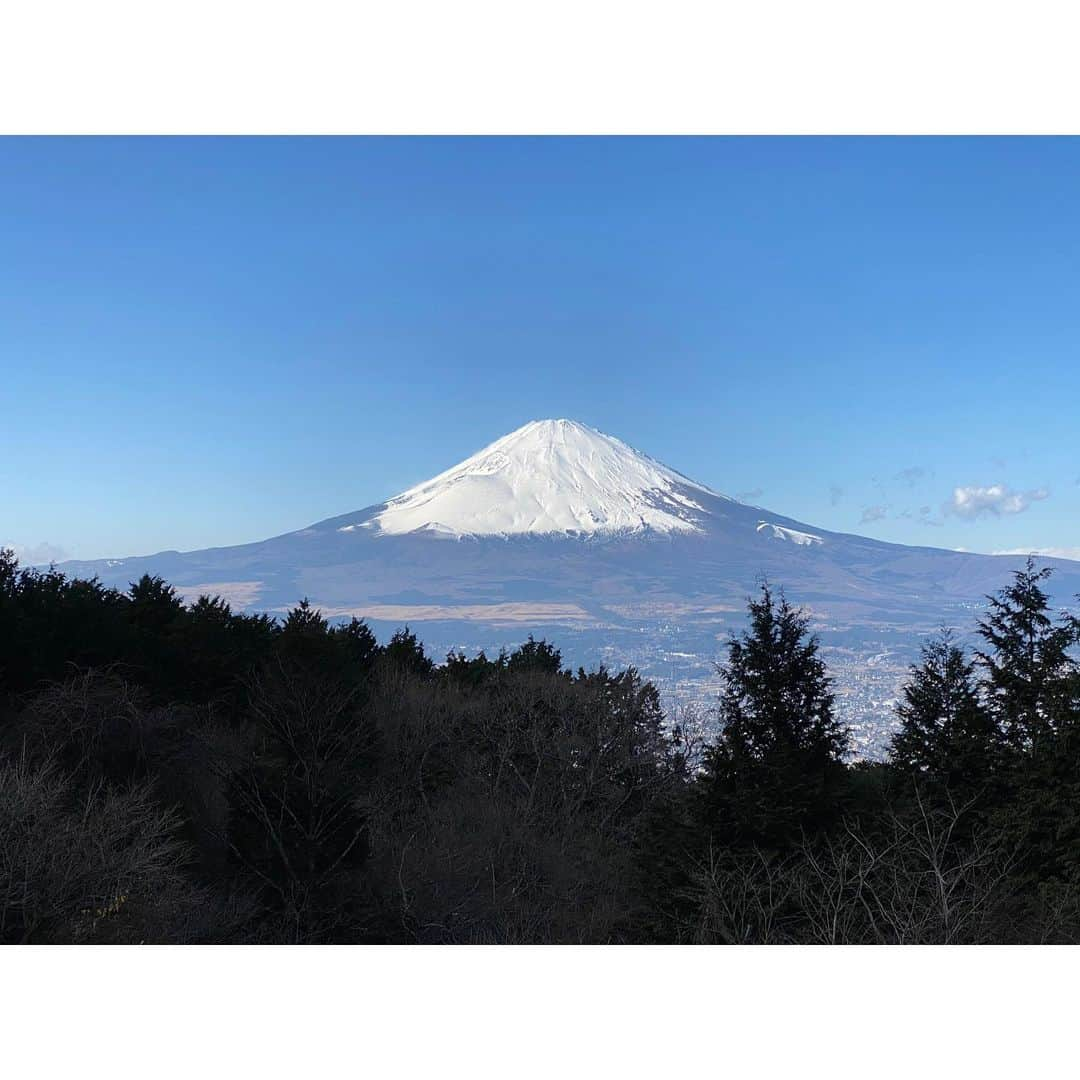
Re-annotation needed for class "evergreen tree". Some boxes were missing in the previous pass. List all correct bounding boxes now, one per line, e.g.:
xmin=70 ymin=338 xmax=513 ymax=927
xmin=441 ymin=648 xmax=506 ymax=689
xmin=507 ymin=636 xmax=564 ymax=676
xmin=280 ymin=597 xmax=328 ymax=639
xmin=0 ymin=547 xmax=17 ymax=598
xmin=889 ymin=631 xmax=999 ymax=790
xmin=127 ymin=574 xmax=185 ymax=632
xmin=715 ymin=584 xmax=846 ymax=762
xmin=124 ymin=575 xmax=189 ymax=695
xmin=329 ymin=617 xmax=380 ymax=673
xmin=0 ymin=557 xmax=131 ymax=697
xmin=383 ymin=626 xmax=434 ymax=676
xmin=974 ymin=561 xmax=1080 ymax=887
xmin=702 ymin=584 xmax=849 ymax=846
xmin=975 ymin=558 xmax=1079 ymax=753
xmin=180 ymin=595 xmax=277 ymax=707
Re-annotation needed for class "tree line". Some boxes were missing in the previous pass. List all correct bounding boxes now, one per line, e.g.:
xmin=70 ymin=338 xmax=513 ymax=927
xmin=1 ymin=547 xmax=1078 ymax=943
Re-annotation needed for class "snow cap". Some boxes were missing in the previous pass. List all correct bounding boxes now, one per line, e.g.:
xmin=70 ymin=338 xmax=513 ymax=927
xmin=365 ymin=418 xmax=721 ymax=537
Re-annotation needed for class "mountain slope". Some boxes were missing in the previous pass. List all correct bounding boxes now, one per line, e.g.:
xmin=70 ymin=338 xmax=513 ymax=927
xmin=61 ymin=418 xmax=1080 ymax=622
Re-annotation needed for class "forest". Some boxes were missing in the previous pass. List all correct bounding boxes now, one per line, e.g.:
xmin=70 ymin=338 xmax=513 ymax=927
xmin=1 ymin=547 xmax=1079 ymax=944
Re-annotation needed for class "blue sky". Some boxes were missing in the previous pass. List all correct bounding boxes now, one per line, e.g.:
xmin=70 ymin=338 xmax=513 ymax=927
xmin=2 ymin=137 xmax=1078 ymax=562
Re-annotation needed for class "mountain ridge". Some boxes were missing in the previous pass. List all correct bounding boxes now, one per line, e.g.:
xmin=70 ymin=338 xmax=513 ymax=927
xmin=58 ymin=418 xmax=1080 ymax=615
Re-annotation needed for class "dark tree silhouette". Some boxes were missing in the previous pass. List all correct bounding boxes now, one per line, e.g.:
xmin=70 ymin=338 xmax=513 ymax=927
xmin=890 ymin=631 xmax=1000 ymax=791
xmin=5 ymin=547 xmax=1080 ymax=944
xmin=976 ymin=558 xmax=1079 ymax=752
xmin=701 ymin=584 xmax=849 ymax=848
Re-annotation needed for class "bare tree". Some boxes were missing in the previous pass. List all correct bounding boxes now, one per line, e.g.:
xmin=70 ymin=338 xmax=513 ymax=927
xmin=679 ymin=842 xmax=799 ymax=944
xmin=0 ymin=754 xmax=202 ymax=943
xmin=363 ymin=666 xmax=683 ymax=943
xmin=800 ymin=790 xmax=1017 ymax=944
xmin=202 ymin=658 xmax=376 ymax=942
xmin=678 ymin=784 xmax=1026 ymax=944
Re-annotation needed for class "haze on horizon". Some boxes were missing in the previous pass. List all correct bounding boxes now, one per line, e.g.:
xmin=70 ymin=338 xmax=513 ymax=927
xmin=3 ymin=137 xmax=1079 ymax=564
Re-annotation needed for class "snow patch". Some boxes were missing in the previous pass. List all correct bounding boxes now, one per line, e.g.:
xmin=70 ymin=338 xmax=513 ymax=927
xmin=756 ymin=521 xmax=824 ymax=547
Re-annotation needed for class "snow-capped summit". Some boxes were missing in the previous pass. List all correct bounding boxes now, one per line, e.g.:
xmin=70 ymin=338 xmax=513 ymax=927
xmin=353 ymin=419 xmax=727 ymax=538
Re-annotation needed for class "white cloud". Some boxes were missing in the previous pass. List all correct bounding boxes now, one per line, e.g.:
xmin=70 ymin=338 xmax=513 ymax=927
xmin=860 ymin=504 xmax=888 ymax=524
xmin=993 ymin=546 xmax=1080 ymax=563
xmin=3 ymin=542 xmax=70 ymax=565
xmin=945 ymin=483 xmax=1049 ymax=520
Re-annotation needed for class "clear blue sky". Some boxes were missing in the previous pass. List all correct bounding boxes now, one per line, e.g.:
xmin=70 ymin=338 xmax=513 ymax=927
xmin=2 ymin=137 xmax=1078 ymax=562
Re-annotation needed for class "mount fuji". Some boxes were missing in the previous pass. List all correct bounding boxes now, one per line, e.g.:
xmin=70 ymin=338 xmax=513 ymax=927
xmin=60 ymin=419 xmax=1080 ymax=753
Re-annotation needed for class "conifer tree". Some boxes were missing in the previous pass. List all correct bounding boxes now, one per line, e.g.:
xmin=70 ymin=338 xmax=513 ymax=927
xmin=702 ymin=584 xmax=849 ymax=846
xmin=0 ymin=547 xmax=17 ymax=597
xmin=127 ymin=574 xmax=185 ymax=632
xmin=329 ymin=617 xmax=380 ymax=673
xmin=972 ymin=561 xmax=1080 ymax=885
xmin=280 ymin=597 xmax=327 ymax=638
xmin=716 ymin=584 xmax=846 ymax=761
xmin=889 ymin=631 xmax=999 ymax=790
xmin=383 ymin=626 xmax=434 ymax=676
xmin=975 ymin=559 xmax=1079 ymax=752
xmin=506 ymin=635 xmax=564 ymax=676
